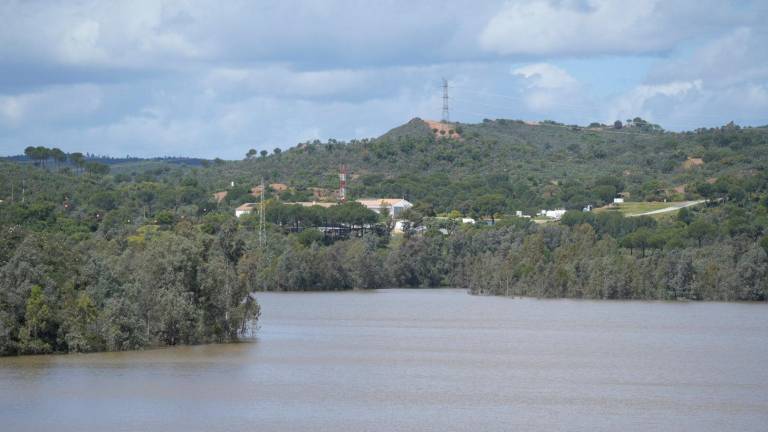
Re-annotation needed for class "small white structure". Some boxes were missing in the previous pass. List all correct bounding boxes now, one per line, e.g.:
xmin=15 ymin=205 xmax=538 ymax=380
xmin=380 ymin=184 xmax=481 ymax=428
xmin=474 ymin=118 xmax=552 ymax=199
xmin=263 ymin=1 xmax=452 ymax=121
xmin=461 ymin=217 xmax=476 ymax=224
xmin=583 ymin=204 xmax=593 ymax=212
xmin=394 ymin=220 xmax=408 ymax=233
xmin=356 ymin=198 xmax=413 ymax=218
xmin=539 ymin=208 xmax=567 ymax=220
xmin=235 ymin=203 xmax=258 ymax=218
xmin=546 ymin=209 xmax=567 ymax=219
xmin=613 ymin=197 xmax=625 ymax=204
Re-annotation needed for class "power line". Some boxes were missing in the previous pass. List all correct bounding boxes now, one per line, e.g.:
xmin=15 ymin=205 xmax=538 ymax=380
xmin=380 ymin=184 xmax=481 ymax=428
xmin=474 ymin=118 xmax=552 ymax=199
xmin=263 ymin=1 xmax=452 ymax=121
xmin=441 ymin=78 xmax=450 ymax=122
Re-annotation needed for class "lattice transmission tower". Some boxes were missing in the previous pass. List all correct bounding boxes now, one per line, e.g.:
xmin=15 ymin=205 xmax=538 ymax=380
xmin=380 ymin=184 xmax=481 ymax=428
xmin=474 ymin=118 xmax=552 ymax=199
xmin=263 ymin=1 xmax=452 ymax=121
xmin=441 ymin=77 xmax=449 ymax=122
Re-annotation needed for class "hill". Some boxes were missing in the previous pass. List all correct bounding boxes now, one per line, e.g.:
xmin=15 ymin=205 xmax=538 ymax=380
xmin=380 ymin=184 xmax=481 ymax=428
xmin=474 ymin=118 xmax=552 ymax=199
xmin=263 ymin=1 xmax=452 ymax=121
xmin=200 ymin=118 xmax=768 ymax=215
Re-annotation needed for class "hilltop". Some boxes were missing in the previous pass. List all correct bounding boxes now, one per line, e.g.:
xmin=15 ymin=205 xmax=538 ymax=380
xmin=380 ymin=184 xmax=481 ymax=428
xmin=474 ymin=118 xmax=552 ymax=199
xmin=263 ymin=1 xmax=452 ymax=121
xmin=379 ymin=117 xmax=462 ymax=141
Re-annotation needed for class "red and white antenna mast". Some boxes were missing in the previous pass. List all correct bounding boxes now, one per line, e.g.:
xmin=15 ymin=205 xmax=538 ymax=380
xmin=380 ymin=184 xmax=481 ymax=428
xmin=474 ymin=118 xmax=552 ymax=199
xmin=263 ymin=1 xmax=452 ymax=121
xmin=339 ymin=164 xmax=347 ymax=202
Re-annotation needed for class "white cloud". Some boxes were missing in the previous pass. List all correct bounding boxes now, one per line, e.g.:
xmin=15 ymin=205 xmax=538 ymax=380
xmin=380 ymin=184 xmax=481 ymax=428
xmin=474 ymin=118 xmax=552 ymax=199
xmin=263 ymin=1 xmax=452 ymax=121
xmin=608 ymin=80 xmax=703 ymax=123
xmin=510 ymin=63 xmax=591 ymax=114
xmin=0 ymin=0 xmax=491 ymax=72
xmin=512 ymin=63 xmax=578 ymax=89
xmin=481 ymin=0 xmax=655 ymax=55
xmin=0 ymin=0 xmax=207 ymax=68
xmin=204 ymin=66 xmax=373 ymax=100
xmin=649 ymin=27 xmax=768 ymax=88
xmin=59 ymin=20 xmax=105 ymax=64
xmin=0 ymin=85 xmax=102 ymax=127
xmin=479 ymin=0 xmax=757 ymax=57
xmin=605 ymin=27 xmax=768 ymax=129
xmin=0 ymin=98 xmax=23 ymax=127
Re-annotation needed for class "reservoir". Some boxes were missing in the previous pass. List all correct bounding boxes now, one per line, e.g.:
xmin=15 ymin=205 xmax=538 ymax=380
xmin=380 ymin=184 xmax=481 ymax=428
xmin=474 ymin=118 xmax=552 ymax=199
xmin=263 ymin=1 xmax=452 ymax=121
xmin=1 ymin=289 xmax=767 ymax=431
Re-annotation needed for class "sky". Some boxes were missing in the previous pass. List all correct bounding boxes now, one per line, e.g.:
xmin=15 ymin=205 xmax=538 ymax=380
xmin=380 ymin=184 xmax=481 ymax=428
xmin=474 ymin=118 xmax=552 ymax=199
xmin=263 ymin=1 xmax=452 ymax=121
xmin=0 ymin=0 xmax=766 ymax=159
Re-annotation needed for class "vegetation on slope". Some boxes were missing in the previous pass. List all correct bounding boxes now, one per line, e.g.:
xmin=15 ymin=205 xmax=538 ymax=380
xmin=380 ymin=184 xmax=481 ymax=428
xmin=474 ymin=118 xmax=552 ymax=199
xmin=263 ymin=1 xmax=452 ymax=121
xmin=205 ymin=119 xmax=768 ymax=216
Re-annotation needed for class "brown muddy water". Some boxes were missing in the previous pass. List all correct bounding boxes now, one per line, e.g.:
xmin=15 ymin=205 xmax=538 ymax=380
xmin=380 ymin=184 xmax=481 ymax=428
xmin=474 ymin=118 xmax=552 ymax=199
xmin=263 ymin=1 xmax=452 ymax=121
xmin=1 ymin=288 xmax=767 ymax=431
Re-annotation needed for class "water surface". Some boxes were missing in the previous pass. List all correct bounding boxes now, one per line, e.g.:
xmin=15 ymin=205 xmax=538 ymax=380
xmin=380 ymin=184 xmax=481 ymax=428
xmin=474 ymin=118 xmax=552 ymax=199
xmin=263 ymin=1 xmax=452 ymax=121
xmin=2 ymin=289 xmax=767 ymax=431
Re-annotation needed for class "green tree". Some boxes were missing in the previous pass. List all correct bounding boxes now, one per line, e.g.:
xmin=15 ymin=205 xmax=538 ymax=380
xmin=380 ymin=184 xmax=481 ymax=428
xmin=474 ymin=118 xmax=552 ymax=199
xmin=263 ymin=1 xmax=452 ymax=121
xmin=677 ymin=207 xmax=693 ymax=225
xmin=63 ymin=291 xmax=98 ymax=353
xmin=21 ymin=285 xmax=54 ymax=353
xmin=50 ymin=148 xmax=67 ymax=169
xmin=688 ymin=219 xmax=716 ymax=247
xmin=473 ymin=194 xmax=506 ymax=223
xmin=626 ymin=228 xmax=651 ymax=257
xmin=593 ymin=184 xmax=617 ymax=204
xmin=69 ymin=152 xmax=85 ymax=174
xmin=155 ymin=211 xmax=176 ymax=226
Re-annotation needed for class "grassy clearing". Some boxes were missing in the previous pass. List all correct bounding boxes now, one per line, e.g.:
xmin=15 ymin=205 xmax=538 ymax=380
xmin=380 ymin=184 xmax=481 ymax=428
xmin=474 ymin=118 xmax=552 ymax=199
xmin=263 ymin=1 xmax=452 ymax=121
xmin=594 ymin=201 xmax=689 ymax=217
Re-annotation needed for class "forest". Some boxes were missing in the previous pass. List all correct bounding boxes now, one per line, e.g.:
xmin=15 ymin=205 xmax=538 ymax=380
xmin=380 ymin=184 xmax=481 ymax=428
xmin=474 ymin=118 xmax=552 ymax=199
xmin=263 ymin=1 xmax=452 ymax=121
xmin=1 ymin=119 xmax=767 ymax=356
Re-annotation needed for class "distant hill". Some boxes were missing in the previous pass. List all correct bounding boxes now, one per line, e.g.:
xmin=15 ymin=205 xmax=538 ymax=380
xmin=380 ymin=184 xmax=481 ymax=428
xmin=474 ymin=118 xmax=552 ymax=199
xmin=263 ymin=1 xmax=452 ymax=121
xmin=199 ymin=118 xmax=768 ymax=214
xmin=3 ymin=117 xmax=765 ymax=216
xmin=2 ymin=155 xmax=208 ymax=167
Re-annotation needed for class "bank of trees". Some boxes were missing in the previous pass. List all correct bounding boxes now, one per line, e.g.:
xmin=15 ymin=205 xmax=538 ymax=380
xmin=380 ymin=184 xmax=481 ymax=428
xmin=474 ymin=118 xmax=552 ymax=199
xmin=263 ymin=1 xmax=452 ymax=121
xmin=0 ymin=223 xmax=260 ymax=356
xmin=458 ymin=224 xmax=766 ymax=301
xmin=231 ymin=211 xmax=765 ymax=302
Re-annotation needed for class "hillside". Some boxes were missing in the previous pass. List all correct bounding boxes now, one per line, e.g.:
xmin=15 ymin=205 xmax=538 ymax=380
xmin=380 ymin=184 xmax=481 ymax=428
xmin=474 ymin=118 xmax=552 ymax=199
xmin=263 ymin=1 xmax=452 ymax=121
xmin=201 ymin=118 xmax=768 ymax=215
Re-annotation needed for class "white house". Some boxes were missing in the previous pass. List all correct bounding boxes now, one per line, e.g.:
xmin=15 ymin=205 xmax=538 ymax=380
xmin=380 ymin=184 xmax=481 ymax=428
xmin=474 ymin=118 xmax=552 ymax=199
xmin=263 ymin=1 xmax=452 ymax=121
xmin=539 ymin=208 xmax=567 ymax=220
xmin=613 ymin=197 xmax=625 ymax=204
xmin=356 ymin=198 xmax=413 ymax=218
xmin=235 ymin=203 xmax=258 ymax=218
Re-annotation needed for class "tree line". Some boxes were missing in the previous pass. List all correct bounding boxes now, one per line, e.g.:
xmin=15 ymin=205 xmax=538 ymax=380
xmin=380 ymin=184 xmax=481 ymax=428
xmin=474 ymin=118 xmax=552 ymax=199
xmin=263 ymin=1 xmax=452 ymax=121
xmin=22 ymin=146 xmax=110 ymax=175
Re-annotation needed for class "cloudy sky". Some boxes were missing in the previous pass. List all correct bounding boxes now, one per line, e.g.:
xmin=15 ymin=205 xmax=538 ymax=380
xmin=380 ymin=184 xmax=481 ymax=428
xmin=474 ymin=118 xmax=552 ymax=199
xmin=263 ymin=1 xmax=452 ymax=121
xmin=1 ymin=0 xmax=766 ymax=159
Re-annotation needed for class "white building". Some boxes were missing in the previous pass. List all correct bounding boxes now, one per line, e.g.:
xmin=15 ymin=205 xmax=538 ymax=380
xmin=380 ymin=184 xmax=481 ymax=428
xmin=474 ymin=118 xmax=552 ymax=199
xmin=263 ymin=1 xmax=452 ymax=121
xmin=539 ymin=208 xmax=567 ymax=220
xmin=356 ymin=198 xmax=413 ymax=218
xmin=613 ymin=197 xmax=625 ymax=204
xmin=235 ymin=203 xmax=258 ymax=218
